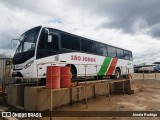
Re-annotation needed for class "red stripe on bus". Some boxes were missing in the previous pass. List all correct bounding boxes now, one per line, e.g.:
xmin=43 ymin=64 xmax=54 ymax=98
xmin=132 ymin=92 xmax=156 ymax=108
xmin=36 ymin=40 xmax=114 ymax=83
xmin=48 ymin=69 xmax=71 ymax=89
xmin=106 ymin=58 xmax=118 ymax=75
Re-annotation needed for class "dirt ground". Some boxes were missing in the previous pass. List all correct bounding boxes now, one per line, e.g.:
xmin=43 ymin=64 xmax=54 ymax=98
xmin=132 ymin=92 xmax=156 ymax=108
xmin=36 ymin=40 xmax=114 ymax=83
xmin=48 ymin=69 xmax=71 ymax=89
xmin=41 ymin=93 xmax=160 ymax=120
xmin=41 ymin=73 xmax=160 ymax=120
xmin=2 ymin=73 xmax=160 ymax=120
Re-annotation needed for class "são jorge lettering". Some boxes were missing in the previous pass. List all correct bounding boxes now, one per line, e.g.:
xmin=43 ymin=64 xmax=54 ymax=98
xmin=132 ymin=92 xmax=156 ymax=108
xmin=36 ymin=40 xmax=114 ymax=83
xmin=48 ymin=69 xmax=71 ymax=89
xmin=71 ymin=55 xmax=96 ymax=62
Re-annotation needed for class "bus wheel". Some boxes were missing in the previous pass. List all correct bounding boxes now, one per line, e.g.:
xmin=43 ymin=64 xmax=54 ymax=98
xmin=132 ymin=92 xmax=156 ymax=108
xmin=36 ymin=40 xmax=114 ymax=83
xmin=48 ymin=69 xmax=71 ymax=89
xmin=115 ymin=68 xmax=121 ymax=79
xmin=71 ymin=68 xmax=77 ymax=82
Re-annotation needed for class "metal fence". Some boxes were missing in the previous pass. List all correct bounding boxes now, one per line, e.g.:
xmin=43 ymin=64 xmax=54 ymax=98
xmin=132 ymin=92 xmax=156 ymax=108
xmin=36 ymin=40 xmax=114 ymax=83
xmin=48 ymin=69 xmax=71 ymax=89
xmin=131 ymin=72 xmax=160 ymax=92
xmin=36 ymin=61 xmax=133 ymax=82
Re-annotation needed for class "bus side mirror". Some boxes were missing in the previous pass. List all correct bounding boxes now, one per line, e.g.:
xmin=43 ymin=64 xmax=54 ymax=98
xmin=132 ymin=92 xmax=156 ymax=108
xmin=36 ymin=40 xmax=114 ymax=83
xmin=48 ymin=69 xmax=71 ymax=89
xmin=48 ymin=33 xmax=58 ymax=43
xmin=44 ymin=28 xmax=52 ymax=43
xmin=11 ymin=39 xmax=20 ymax=50
xmin=45 ymin=28 xmax=58 ymax=43
xmin=48 ymin=35 xmax=52 ymax=43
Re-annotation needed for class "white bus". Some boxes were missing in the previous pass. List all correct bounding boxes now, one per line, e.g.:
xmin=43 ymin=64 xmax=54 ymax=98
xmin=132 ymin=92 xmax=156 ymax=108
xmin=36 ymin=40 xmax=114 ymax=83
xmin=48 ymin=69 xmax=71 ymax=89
xmin=12 ymin=26 xmax=133 ymax=83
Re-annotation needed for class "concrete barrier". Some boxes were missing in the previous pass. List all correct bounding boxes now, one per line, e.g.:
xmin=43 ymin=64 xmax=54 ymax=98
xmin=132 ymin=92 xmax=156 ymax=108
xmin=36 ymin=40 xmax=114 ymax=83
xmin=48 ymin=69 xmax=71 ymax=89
xmin=24 ymin=86 xmax=71 ymax=111
xmin=7 ymin=84 xmax=24 ymax=106
xmin=114 ymin=80 xmax=131 ymax=94
xmin=7 ymin=83 xmax=37 ymax=107
xmin=77 ymin=85 xmax=94 ymax=101
xmin=24 ymin=83 xmax=114 ymax=111
xmin=24 ymin=86 xmax=45 ymax=111
xmin=8 ymin=80 xmax=130 ymax=111
xmin=95 ymin=83 xmax=109 ymax=95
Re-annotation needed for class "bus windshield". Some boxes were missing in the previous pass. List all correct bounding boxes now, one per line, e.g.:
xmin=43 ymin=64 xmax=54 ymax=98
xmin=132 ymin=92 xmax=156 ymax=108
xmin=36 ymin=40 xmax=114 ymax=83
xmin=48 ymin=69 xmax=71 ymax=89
xmin=16 ymin=27 xmax=41 ymax=54
xmin=13 ymin=26 xmax=41 ymax=65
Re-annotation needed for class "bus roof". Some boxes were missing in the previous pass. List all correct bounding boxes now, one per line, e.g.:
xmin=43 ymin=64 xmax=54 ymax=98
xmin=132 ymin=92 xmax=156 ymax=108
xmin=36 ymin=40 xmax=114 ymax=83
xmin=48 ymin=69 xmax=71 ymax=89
xmin=22 ymin=26 xmax=132 ymax=52
xmin=45 ymin=26 xmax=132 ymax=52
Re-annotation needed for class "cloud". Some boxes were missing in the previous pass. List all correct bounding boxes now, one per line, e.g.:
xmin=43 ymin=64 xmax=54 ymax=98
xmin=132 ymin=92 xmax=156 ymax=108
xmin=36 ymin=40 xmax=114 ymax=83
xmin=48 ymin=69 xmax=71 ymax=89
xmin=0 ymin=2 xmax=49 ymax=48
xmin=150 ymin=24 xmax=160 ymax=38
xmin=67 ymin=0 xmax=160 ymax=37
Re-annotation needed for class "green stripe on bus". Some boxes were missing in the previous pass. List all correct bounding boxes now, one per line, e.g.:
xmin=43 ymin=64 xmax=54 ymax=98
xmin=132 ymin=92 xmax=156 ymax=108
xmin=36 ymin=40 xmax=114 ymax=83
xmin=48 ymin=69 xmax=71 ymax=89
xmin=98 ymin=57 xmax=112 ymax=76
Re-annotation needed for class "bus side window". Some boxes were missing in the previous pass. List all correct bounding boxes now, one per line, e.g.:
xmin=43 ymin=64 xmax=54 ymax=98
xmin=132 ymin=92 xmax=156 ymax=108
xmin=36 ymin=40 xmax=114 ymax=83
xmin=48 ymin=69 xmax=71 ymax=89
xmin=38 ymin=29 xmax=53 ymax=50
xmin=124 ymin=50 xmax=130 ymax=60
xmin=37 ymin=29 xmax=59 ymax=59
xmin=81 ymin=39 xmax=96 ymax=54
xmin=61 ymin=33 xmax=80 ymax=51
xmin=52 ymin=34 xmax=59 ymax=51
xmin=116 ymin=48 xmax=124 ymax=59
xmin=38 ymin=29 xmax=47 ymax=50
xmin=96 ymin=43 xmax=107 ymax=56
xmin=129 ymin=51 xmax=133 ymax=60
xmin=38 ymin=29 xmax=59 ymax=51
xmin=107 ymin=46 xmax=116 ymax=57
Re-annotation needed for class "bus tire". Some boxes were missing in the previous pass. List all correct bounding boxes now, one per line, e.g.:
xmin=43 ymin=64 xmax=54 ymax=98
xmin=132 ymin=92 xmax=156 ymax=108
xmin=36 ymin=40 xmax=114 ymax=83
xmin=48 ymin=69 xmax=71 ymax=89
xmin=115 ymin=68 xmax=121 ymax=79
xmin=71 ymin=67 xmax=77 ymax=82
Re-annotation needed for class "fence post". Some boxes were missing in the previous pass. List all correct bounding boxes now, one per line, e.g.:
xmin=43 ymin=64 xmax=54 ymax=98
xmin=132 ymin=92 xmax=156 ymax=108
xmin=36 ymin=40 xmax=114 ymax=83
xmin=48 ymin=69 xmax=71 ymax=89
xmin=36 ymin=64 xmax=39 ymax=87
xmin=96 ymin=65 xmax=98 ymax=82
xmin=143 ymin=69 xmax=144 ymax=80
xmin=128 ymin=68 xmax=130 ymax=80
xmin=50 ymin=62 xmax=53 ymax=120
xmin=121 ymin=66 xmax=123 ymax=79
xmin=84 ymin=65 xmax=88 ymax=109
xmin=155 ymin=70 xmax=156 ymax=80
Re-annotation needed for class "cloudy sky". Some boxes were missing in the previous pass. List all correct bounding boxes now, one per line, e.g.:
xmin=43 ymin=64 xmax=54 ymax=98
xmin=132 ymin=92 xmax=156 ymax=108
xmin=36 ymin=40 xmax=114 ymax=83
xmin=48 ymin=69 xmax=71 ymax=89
xmin=1 ymin=0 xmax=160 ymax=64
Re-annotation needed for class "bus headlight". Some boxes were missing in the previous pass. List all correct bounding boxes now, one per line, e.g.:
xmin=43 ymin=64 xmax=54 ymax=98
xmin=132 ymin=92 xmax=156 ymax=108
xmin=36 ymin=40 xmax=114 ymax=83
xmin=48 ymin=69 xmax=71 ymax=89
xmin=24 ymin=61 xmax=34 ymax=69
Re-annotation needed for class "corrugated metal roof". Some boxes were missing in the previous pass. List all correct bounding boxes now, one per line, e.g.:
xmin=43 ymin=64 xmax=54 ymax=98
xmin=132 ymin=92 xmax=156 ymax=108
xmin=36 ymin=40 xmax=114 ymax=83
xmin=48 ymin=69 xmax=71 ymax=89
xmin=0 ymin=58 xmax=12 ymax=79
xmin=0 ymin=57 xmax=12 ymax=59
